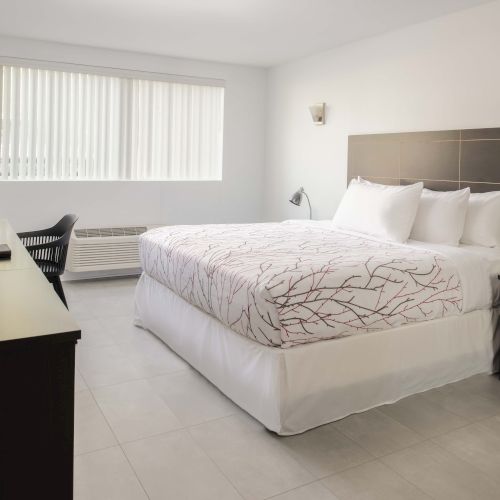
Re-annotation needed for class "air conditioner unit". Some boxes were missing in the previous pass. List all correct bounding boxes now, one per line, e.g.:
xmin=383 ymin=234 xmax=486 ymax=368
xmin=66 ymin=225 xmax=159 ymax=273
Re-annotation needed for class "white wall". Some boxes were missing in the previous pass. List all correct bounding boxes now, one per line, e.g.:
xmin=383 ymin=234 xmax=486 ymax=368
xmin=0 ymin=36 xmax=267 ymax=231
xmin=264 ymin=1 xmax=500 ymax=221
xmin=4 ymin=1 xmax=500 ymax=230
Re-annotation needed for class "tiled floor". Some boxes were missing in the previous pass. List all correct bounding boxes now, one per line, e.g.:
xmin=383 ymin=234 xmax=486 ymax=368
xmin=68 ymin=277 xmax=500 ymax=500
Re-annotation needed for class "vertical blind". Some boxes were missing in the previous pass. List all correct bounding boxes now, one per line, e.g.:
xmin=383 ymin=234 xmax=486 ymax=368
xmin=0 ymin=64 xmax=224 ymax=180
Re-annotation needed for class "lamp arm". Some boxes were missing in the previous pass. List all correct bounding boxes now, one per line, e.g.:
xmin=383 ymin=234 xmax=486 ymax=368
xmin=303 ymin=191 xmax=312 ymax=220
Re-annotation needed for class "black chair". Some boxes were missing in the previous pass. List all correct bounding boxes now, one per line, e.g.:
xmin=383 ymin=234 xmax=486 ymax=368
xmin=18 ymin=214 xmax=78 ymax=308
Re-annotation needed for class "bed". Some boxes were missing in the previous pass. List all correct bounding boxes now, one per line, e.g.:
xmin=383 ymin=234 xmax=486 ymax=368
xmin=135 ymin=127 xmax=500 ymax=435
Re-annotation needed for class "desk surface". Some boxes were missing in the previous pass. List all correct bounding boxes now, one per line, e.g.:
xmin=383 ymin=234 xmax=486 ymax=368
xmin=0 ymin=219 xmax=80 ymax=347
xmin=0 ymin=218 xmax=37 ymax=272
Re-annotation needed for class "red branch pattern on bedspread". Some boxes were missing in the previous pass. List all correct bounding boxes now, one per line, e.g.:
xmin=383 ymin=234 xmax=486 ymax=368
xmin=139 ymin=222 xmax=463 ymax=348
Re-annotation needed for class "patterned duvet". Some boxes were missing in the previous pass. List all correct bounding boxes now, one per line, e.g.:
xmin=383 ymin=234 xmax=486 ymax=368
xmin=139 ymin=221 xmax=463 ymax=348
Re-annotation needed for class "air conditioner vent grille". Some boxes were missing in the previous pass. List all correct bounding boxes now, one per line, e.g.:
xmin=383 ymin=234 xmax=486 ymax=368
xmin=67 ymin=224 xmax=159 ymax=273
xmin=74 ymin=226 xmax=148 ymax=238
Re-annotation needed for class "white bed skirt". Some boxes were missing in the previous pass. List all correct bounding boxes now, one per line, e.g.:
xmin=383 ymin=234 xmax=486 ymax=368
xmin=135 ymin=273 xmax=495 ymax=435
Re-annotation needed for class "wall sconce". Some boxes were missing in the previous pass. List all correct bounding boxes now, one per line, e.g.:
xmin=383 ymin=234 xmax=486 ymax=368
xmin=309 ymin=103 xmax=325 ymax=125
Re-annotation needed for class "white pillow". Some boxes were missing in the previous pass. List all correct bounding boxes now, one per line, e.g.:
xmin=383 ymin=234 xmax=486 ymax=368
xmin=410 ymin=188 xmax=470 ymax=246
xmin=461 ymin=191 xmax=500 ymax=247
xmin=332 ymin=178 xmax=423 ymax=243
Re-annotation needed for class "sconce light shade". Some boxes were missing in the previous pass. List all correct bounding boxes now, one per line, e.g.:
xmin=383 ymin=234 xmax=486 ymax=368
xmin=309 ymin=103 xmax=325 ymax=125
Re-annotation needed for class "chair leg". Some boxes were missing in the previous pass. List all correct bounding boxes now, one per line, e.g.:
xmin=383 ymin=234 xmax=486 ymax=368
xmin=51 ymin=276 xmax=68 ymax=309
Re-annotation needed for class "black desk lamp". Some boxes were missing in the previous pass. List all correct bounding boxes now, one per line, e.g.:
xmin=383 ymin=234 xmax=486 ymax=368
xmin=289 ymin=187 xmax=312 ymax=219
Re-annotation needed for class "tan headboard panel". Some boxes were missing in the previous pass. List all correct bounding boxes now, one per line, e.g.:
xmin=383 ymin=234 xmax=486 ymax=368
xmin=347 ymin=128 xmax=500 ymax=192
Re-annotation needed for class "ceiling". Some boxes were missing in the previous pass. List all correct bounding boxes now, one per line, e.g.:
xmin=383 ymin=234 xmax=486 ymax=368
xmin=0 ymin=0 xmax=493 ymax=67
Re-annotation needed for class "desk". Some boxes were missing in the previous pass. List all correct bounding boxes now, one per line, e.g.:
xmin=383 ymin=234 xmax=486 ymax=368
xmin=0 ymin=219 xmax=81 ymax=500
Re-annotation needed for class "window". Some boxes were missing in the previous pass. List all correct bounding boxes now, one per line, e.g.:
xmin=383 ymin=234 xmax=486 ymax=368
xmin=0 ymin=64 xmax=224 ymax=180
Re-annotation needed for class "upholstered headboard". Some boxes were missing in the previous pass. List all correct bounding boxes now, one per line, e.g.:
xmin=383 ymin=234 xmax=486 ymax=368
xmin=347 ymin=128 xmax=500 ymax=192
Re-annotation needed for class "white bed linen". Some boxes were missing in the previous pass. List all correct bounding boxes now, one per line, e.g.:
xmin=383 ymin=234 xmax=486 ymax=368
xmin=134 ymin=272 xmax=494 ymax=435
xmin=406 ymin=239 xmax=496 ymax=312
xmin=300 ymin=221 xmax=497 ymax=313
xmin=454 ymin=244 xmax=500 ymax=275
xmin=139 ymin=220 xmax=483 ymax=348
xmin=293 ymin=221 xmax=496 ymax=312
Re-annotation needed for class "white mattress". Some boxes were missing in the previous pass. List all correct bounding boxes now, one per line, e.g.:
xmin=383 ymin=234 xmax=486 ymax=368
xmin=135 ymin=272 xmax=495 ymax=435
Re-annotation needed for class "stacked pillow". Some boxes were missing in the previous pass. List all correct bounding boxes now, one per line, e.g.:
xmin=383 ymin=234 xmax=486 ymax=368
xmin=332 ymin=178 xmax=422 ymax=243
xmin=333 ymin=177 xmax=500 ymax=248
xmin=410 ymin=187 xmax=470 ymax=246
xmin=462 ymin=192 xmax=500 ymax=247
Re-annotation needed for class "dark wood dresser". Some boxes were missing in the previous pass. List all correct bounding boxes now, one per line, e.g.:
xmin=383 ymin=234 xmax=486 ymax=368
xmin=0 ymin=219 xmax=81 ymax=500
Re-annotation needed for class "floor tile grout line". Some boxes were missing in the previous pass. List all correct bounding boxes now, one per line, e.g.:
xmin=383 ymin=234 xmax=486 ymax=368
xmin=476 ymin=411 xmax=500 ymax=425
xmin=379 ymin=392 xmax=475 ymax=426
xmin=303 ymin=454 xmax=375 ymax=481
xmin=418 ymin=381 xmax=500 ymax=420
xmin=182 ymin=425 xmax=252 ymax=500
xmin=377 ymin=438 xmax=433 ymax=460
xmin=332 ymin=402 xmax=499 ymax=462
xmin=390 ymin=414 xmax=486 ymax=442
xmin=378 ymin=412 xmax=500 ymax=497
xmin=87 ymin=382 xmax=185 ymax=441
xmin=377 ymin=455 xmax=436 ymax=500
xmin=85 ymin=384 xmax=152 ymax=500
xmin=75 ymin=366 xmax=91 ymax=392
xmin=262 ymin=456 xmax=434 ymax=500
xmin=81 ymin=365 xmax=190 ymax=392
xmin=427 ymin=417 xmax=495 ymax=442
xmin=268 ymin=426 xmax=378 ymax=480
xmin=119 ymin=443 xmax=152 ymax=500
xmin=466 ymin=391 xmax=500 ymax=407
xmin=115 ymin=425 xmax=246 ymax=500
xmin=103 ymin=409 xmax=244 ymax=451
xmin=85 ymin=375 xmax=239 ymax=446
xmin=332 ymin=412 xmax=500 ymax=465
xmin=113 ymin=408 xmax=241 ymax=448
xmin=261 ymin=477 xmax=324 ymax=500
xmin=427 ymin=427 xmax=500 ymax=486
xmin=333 ymin=415 xmax=457 ymax=466
xmin=334 ymin=426 xmax=443 ymax=499
xmin=185 ymin=411 xmax=252 ymax=433
xmin=422 ymin=396 xmax=500 ymax=424
xmin=114 ymin=428 xmax=187 ymax=447
xmin=74 ymin=442 xmax=119 ymax=459
xmin=261 ymin=457 xmax=389 ymax=500
xmin=379 ymin=440 xmax=482 ymax=500
xmin=332 ymin=408 xmax=423 ymax=457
